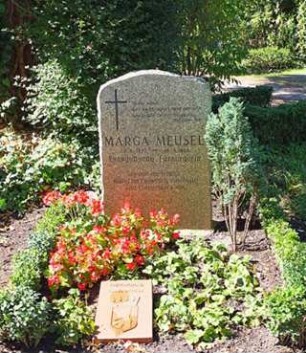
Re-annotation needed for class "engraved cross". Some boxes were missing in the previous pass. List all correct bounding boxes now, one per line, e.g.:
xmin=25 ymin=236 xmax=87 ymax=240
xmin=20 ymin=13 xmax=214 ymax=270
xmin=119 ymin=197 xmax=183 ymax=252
xmin=105 ymin=89 xmax=127 ymax=130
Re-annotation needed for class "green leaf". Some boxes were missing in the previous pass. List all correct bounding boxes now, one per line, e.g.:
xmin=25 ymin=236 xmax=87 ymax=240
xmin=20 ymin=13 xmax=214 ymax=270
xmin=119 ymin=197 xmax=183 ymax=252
xmin=184 ymin=329 xmax=204 ymax=345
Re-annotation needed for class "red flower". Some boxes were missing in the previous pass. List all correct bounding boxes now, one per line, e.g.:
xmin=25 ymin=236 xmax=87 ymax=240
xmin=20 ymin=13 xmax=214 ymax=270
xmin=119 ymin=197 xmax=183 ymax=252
xmin=61 ymin=194 xmax=74 ymax=207
xmin=149 ymin=209 xmax=157 ymax=218
xmin=90 ymin=271 xmax=100 ymax=282
xmin=42 ymin=190 xmax=62 ymax=206
xmin=103 ymin=248 xmax=111 ymax=259
xmin=121 ymin=239 xmax=131 ymax=254
xmin=172 ymin=231 xmax=180 ymax=240
xmin=122 ymin=226 xmax=131 ymax=235
xmin=72 ymin=190 xmax=89 ymax=204
xmin=77 ymin=282 xmax=87 ymax=291
xmin=125 ymin=262 xmax=137 ymax=271
xmin=111 ymin=214 xmax=122 ymax=227
xmin=91 ymin=199 xmax=104 ymax=216
xmin=134 ymin=208 xmax=142 ymax=217
xmin=93 ymin=225 xmax=105 ymax=233
xmin=135 ymin=254 xmax=145 ymax=266
xmin=48 ymin=274 xmax=60 ymax=288
xmin=46 ymin=197 xmax=180 ymax=292
xmin=68 ymin=251 xmax=76 ymax=264
xmin=78 ymin=243 xmax=89 ymax=254
xmin=101 ymin=267 xmax=111 ymax=276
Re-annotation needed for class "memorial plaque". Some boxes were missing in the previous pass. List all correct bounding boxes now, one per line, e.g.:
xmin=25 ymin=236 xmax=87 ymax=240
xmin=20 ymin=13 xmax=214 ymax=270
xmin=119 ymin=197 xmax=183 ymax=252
xmin=95 ymin=280 xmax=152 ymax=343
xmin=97 ymin=70 xmax=212 ymax=229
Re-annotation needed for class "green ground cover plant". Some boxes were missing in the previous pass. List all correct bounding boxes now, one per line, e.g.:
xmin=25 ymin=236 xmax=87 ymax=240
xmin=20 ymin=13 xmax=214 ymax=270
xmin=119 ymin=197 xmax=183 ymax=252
xmin=52 ymin=289 xmax=96 ymax=346
xmin=145 ymin=238 xmax=262 ymax=348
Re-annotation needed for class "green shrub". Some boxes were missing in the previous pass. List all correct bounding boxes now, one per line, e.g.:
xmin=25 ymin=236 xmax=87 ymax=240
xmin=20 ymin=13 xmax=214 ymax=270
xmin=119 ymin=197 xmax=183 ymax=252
xmin=213 ymin=85 xmax=273 ymax=112
xmin=260 ymin=196 xmax=306 ymax=346
xmin=264 ymin=218 xmax=306 ymax=288
xmin=52 ymin=289 xmax=95 ymax=346
xmin=261 ymin=144 xmax=306 ymax=220
xmin=25 ymin=60 xmax=97 ymax=139
xmin=35 ymin=201 xmax=66 ymax=236
xmin=242 ymin=47 xmax=295 ymax=73
xmin=144 ymin=237 xmax=262 ymax=348
xmin=10 ymin=212 xmax=64 ymax=291
xmin=0 ymin=128 xmax=98 ymax=213
xmin=205 ymin=98 xmax=260 ymax=250
xmin=296 ymin=2 xmax=306 ymax=63
xmin=265 ymin=286 xmax=306 ymax=347
xmin=28 ymin=230 xmax=57 ymax=256
xmin=259 ymin=198 xmax=306 ymax=286
xmin=0 ymin=286 xmax=52 ymax=348
xmin=245 ymin=101 xmax=306 ymax=145
xmin=11 ymin=248 xmax=46 ymax=290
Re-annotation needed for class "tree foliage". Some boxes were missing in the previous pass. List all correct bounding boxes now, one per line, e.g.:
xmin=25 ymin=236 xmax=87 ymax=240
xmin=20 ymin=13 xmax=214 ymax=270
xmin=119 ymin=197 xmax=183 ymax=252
xmin=244 ymin=0 xmax=306 ymax=61
xmin=178 ymin=0 xmax=247 ymax=81
xmin=18 ymin=0 xmax=180 ymax=136
xmin=296 ymin=1 xmax=306 ymax=61
xmin=28 ymin=0 xmax=180 ymax=83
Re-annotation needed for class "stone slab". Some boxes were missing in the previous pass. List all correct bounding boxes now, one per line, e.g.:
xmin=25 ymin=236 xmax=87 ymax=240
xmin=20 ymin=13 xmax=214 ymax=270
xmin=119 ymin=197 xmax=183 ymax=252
xmin=95 ymin=280 xmax=153 ymax=343
xmin=97 ymin=70 xmax=212 ymax=229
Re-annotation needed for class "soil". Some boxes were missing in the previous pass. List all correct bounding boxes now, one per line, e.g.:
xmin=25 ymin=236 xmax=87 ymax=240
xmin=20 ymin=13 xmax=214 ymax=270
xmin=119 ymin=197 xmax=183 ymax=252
xmin=0 ymin=208 xmax=45 ymax=287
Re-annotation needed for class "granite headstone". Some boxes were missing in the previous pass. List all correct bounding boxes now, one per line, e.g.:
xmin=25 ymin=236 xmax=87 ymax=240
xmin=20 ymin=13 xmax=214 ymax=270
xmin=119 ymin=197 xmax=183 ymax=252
xmin=97 ymin=70 xmax=211 ymax=229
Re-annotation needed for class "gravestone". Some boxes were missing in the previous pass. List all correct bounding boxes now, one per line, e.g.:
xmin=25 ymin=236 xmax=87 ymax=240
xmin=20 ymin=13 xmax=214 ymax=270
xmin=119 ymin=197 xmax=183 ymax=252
xmin=97 ymin=70 xmax=212 ymax=229
xmin=95 ymin=280 xmax=152 ymax=343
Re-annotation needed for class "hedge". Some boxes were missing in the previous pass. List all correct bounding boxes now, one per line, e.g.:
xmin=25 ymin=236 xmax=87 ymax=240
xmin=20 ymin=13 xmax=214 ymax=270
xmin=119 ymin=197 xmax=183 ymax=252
xmin=212 ymin=85 xmax=273 ymax=112
xmin=245 ymin=101 xmax=306 ymax=145
xmin=260 ymin=198 xmax=306 ymax=347
xmin=242 ymin=47 xmax=295 ymax=74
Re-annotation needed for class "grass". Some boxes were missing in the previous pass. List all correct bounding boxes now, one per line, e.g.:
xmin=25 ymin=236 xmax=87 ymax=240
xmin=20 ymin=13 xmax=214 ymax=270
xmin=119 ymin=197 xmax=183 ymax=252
xmin=237 ymin=68 xmax=306 ymax=79
xmin=265 ymin=68 xmax=306 ymax=76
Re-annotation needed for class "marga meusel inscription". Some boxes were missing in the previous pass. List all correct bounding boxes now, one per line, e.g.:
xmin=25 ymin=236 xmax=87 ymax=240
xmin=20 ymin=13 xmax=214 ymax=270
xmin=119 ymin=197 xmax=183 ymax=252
xmin=98 ymin=70 xmax=212 ymax=229
xmin=103 ymin=135 xmax=204 ymax=147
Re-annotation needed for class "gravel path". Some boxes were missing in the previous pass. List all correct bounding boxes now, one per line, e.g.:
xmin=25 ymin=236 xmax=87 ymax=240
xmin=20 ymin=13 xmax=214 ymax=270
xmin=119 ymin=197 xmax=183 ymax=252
xmin=224 ymin=71 xmax=306 ymax=105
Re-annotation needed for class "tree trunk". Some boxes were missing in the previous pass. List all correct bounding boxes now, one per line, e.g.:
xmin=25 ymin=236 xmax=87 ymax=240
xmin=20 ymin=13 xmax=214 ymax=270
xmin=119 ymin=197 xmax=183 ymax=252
xmin=4 ymin=0 xmax=34 ymax=129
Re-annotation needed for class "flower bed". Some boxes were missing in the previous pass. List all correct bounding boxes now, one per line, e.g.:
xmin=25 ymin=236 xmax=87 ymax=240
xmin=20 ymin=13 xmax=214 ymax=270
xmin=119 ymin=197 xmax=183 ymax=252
xmin=0 ymin=190 xmax=263 ymax=350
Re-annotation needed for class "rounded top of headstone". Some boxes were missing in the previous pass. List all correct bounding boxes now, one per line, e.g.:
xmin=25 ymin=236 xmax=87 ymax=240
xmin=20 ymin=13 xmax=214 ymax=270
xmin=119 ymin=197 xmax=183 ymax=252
xmin=98 ymin=70 xmax=208 ymax=98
